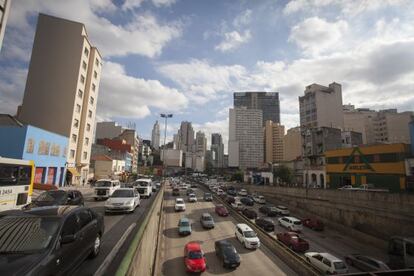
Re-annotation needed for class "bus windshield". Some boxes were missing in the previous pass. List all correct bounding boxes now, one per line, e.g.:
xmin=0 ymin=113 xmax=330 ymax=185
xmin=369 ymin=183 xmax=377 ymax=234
xmin=136 ymin=181 xmax=150 ymax=187
xmin=0 ymin=164 xmax=32 ymax=186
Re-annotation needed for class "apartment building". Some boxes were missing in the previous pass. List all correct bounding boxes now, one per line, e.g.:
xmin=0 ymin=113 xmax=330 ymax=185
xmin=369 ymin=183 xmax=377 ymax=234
xmin=264 ymin=120 xmax=285 ymax=164
xmin=234 ymin=92 xmax=280 ymax=125
xmin=211 ymin=133 xmax=224 ymax=168
xmin=283 ymin=126 xmax=302 ymax=161
xmin=195 ymin=131 xmax=207 ymax=154
xmin=95 ymin=121 xmax=124 ymax=141
xmin=17 ymin=14 xmax=102 ymax=185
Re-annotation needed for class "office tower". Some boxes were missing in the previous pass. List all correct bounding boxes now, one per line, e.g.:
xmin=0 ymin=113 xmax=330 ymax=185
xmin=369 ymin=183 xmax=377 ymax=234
xmin=17 ymin=14 xmax=102 ymax=184
xmin=228 ymin=107 xmax=263 ymax=169
xmin=178 ymin=121 xmax=194 ymax=152
xmin=283 ymin=127 xmax=302 ymax=161
xmin=0 ymin=0 xmax=11 ymax=51
xmin=195 ymin=131 xmax=207 ymax=154
xmin=234 ymin=92 xmax=280 ymax=125
xmin=264 ymin=121 xmax=285 ymax=164
xmin=211 ymin=133 xmax=224 ymax=168
xmin=151 ymin=120 xmax=160 ymax=150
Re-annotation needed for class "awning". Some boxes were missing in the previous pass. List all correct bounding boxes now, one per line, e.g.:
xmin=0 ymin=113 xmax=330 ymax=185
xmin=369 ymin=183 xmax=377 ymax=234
xmin=67 ymin=167 xmax=80 ymax=177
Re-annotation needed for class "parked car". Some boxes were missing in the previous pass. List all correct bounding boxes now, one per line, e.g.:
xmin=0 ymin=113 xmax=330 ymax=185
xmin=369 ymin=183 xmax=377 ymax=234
xmin=242 ymin=208 xmax=257 ymax=219
xmin=276 ymin=232 xmax=309 ymax=253
xmin=227 ymin=189 xmax=237 ymax=196
xmin=178 ymin=217 xmax=192 ymax=236
xmin=259 ymin=205 xmax=279 ymax=217
xmin=253 ymin=195 xmax=266 ymax=204
xmin=203 ymin=192 xmax=213 ymax=201
xmin=200 ymin=213 xmax=215 ymax=229
xmin=188 ymin=193 xmax=198 ymax=202
xmin=184 ymin=242 xmax=206 ymax=273
xmin=215 ymin=204 xmax=229 ymax=216
xmin=345 ymin=254 xmax=390 ymax=272
xmin=23 ymin=190 xmax=84 ymax=210
xmin=255 ymin=217 xmax=275 ymax=232
xmin=231 ymin=201 xmax=244 ymax=211
xmin=172 ymin=188 xmax=180 ymax=196
xmin=278 ymin=217 xmax=303 ymax=232
xmin=186 ymin=188 xmax=195 ymax=196
xmin=175 ymin=198 xmax=186 ymax=212
xmin=276 ymin=205 xmax=290 ymax=215
xmin=215 ymin=240 xmax=241 ymax=269
xmin=235 ymin=223 xmax=260 ymax=249
xmin=105 ymin=188 xmax=140 ymax=213
xmin=238 ymin=189 xmax=248 ymax=196
xmin=94 ymin=179 xmax=121 ymax=200
xmin=302 ymin=218 xmax=324 ymax=231
xmin=240 ymin=197 xmax=254 ymax=206
xmin=0 ymin=206 xmax=104 ymax=275
xmin=305 ymin=252 xmax=348 ymax=275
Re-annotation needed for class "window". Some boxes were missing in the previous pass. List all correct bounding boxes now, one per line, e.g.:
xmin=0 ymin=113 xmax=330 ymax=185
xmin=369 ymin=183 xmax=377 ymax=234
xmin=76 ymin=104 xmax=81 ymax=113
xmin=84 ymin=47 xmax=89 ymax=57
xmin=90 ymin=97 xmax=94 ymax=105
xmin=78 ymin=89 xmax=83 ymax=98
xmin=26 ymin=138 xmax=35 ymax=153
xmin=62 ymin=214 xmax=79 ymax=236
xmin=95 ymin=58 xmax=99 ymax=66
xmin=94 ymin=71 xmax=97 ymax=79
xmin=82 ymin=61 xmax=87 ymax=70
xmin=80 ymin=75 xmax=85 ymax=84
xmin=73 ymin=119 xmax=79 ymax=128
xmin=86 ymin=124 xmax=91 ymax=131
xmin=83 ymin=151 xmax=87 ymax=160
xmin=88 ymin=110 xmax=92 ymax=118
xmin=78 ymin=210 xmax=92 ymax=228
xmin=71 ymin=134 xmax=77 ymax=143
xmin=85 ymin=138 xmax=89 ymax=146
xmin=92 ymin=83 xmax=96 ymax=91
xmin=70 ymin=150 xmax=75 ymax=158
xmin=38 ymin=141 xmax=50 ymax=155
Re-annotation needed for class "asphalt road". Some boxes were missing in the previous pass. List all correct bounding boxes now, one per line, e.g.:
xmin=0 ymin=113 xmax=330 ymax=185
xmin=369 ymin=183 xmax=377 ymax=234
xmin=159 ymin=185 xmax=297 ymax=276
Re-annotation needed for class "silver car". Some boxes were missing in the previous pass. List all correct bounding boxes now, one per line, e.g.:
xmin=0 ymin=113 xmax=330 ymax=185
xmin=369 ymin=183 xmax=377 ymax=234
xmin=105 ymin=188 xmax=140 ymax=213
xmin=200 ymin=213 xmax=215 ymax=229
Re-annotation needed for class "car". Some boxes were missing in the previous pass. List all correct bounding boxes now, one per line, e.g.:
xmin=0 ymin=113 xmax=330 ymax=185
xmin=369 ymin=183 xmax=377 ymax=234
xmin=23 ymin=190 xmax=84 ymax=210
xmin=0 ymin=206 xmax=104 ymax=275
xmin=302 ymin=218 xmax=324 ymax=231
xmin=231 ymin=201 xmax=244 ymax=211
xmin=186 ymin=188 xmax=195 ymax=196
xmin=94 ymin=179 xmax=121 ymax=200
xmin=217 ymin=189 xmax=225 ymax=196
xmin=184 ymin=242 xmax=206 ymax=273
xmin=259 ymin=205 xmax=279 ymax=217
xmin=215 ymin=240 xmax=241 ymax=269
xmin=226 ymin=195 xmax=235 ymax=204
xmin=172 ymin=188 xmax=180 ymax=196
xmin=200 ymin=213 xmax=215 ymax=229
xmin=276 ymin=205 xmax=290 ymax=215
xmin=338 ymin=185 xmax=354 ymax=190
xmin=227 ymin=189 xmax=237 ymax=196
xmin=240 ymin=197 xmax=254 ymax=206
xmin=175 ymin=198 xmax=186 ymax=212
xmin=305 ymin=252 xmax=348 ymax=275
xmin=155 ymin=182 xmax=161 ymax=189
xmin=178 ymin=217 xmax=192 ymax=236
xmin=215 ymin=204 xmax=229 ymax=216
xmin=105 ymin=188 xmax=140 ymax=213
xmin=253 ymin=195 xmax=266 ymax=204
xmin=276 ymin=232 xmax=309 ymax=253
xmin=235 ymin=223 xmax=260 ymax=249
xmin=255 ymin=217 xmax=275 ymax=232
xmin=203 ymin=192 xmax=213 ymax=201
xmin=242 ymin=208 xmax=258 ymax=219
xmin=191 ymin=183 xmax=198 ymax=188
xmin=278 ymin=216 xmax=303 ymax=232
xmin=238 ymin=189 xmax=248 ymax=196
xmin=345 ymin=254 xmax=390 ymax=272
xmin=188 ymin=193 xmax=197 ymax=202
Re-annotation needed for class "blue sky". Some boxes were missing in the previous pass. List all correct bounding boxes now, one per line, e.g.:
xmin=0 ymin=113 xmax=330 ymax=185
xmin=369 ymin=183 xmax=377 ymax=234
xmin=1 ymin=0 xmax=414 ymax=152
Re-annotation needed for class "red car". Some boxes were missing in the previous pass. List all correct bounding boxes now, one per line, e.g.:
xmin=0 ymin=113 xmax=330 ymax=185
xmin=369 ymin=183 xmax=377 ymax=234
xmin=276 ymin=232 xmax=309 ymax=253
xmin=184 ymin=242 xmax=206 ymax=273
xmin=302 ymin=218 xmax=324 ymax=231
xmin=215 ymin=204 xmax=229 ymax=216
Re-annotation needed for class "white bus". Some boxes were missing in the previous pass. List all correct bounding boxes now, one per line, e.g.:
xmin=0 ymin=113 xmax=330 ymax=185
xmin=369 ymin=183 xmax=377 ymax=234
xmin=0 ymin=157 xmax=34 ymax=212
xmin=133 ymin=178 xmax=152 ymax=199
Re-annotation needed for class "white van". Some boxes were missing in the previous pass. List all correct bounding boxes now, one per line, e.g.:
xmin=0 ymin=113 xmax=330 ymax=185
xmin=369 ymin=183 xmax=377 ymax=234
xmin=94 ymin=179 xmax=121 ymax=200
xmin=134 ymin=178 xmax=153 ymax=199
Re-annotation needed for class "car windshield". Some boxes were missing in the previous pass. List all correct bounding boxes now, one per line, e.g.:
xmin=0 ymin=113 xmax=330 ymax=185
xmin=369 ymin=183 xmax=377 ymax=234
xmin=205 ymin=193 xmax=211 ymax=197
xmin=188 ymin=250 xmax=203 ymax=259
xmin=223 ymin=246 xmax=237 ymax=255
xmin=334 ymin=261 xmax=347 ymax=269
xmin=180 ymin=221 xmax=190 ymax=227
xmin=202 ymin=216 xmax=212 ymax=221
xmin=244 ymin=230 xmax=256 ymax=238
xmin=293 ymin=221 xmax=302 ymax=225
xmin=111 ymin=190 xmax=134 ymax=197
xmin=36 ymin=191 xmax=67 ymax=203
xmin=176 ymin=199 xmax=184 ymax=204
xmin=96 ymin=181 xmax=112 ymax=187
xmin=0 ymin=217 xmax=60 ymax=253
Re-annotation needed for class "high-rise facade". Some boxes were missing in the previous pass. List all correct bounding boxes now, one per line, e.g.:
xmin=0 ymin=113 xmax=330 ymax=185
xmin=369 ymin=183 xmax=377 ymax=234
xmin=228 ymin=107 xmax=263 ymax=169
xmin=234 ymin=92 xmax=280 ymax=125
xmin=177 ymin=121 xmax=194 ymax=152
xmin=17 ymin=14 xmax=102 ymax=184
xmin=195 ymin=131 xmax=207 ymax=154
xmin=95 ymin=122 xmax=124 ymax=142
xmin=299 ymin=82 xmax=344 ymax=130
xmin=151 ymin=120 xmax=160 ymax=150
xmin=264 ymin=121 xmax=285 ymax=164
xmin=283 ymin=127 xmax=302 ymax=161
xmin=118 ymin=129 xmax=139 ymax=173
xmin=211 ymin=133 xmax=224 ymax=168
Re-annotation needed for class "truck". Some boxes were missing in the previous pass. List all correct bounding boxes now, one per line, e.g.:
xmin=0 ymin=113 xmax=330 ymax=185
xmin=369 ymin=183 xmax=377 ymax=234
xmin=133 ymin=178 xmax=152 ymax=199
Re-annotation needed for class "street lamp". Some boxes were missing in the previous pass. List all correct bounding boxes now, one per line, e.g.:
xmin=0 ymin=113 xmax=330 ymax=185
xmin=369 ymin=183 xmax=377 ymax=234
xmin=160 ymin=113 xmax=173 ymax=177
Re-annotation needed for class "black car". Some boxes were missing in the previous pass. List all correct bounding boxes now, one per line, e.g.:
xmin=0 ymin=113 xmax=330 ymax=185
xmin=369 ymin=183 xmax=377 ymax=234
xmin=255 ymin=217 xmax=275 ymax=232
xmin=227 ymin=189 xmax=237 ymax=196
xmin=172 ymin=188 xmax=180 ymax=196
xmin=259 ymin=205 xmax=278 ymax=217
xmin=23 ymin=190 xmax=84 ymax=210
xmin=242 ymin=208 xmax=257 ymax=219
xmin=226 ymin=195 xmax=235 ymax=204
xmin=240 ymin=197 xmax=254 ymax=206
xmin=0 ymin=206 xmax=104 ymax=276
xmin=215 ymin=240 xmax=240 ymax=269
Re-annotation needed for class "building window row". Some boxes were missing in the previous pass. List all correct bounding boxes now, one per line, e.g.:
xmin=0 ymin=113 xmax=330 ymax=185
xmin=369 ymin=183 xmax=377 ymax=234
xmin=84 ymin=47 xmax=89 ymax=57
xmin=82 ymin=61 xmax=87 ymax=70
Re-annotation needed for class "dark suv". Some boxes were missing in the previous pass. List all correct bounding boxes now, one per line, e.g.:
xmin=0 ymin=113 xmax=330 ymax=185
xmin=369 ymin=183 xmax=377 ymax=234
xmin=0 ymin=206 xmax=104 ymax=275
xmin=23 ymin=190 xmax=84 ymax=209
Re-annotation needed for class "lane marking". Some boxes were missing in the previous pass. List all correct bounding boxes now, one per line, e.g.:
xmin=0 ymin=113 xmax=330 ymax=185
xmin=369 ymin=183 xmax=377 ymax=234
xmin=94 ymin=222 xmax=136 ymax=276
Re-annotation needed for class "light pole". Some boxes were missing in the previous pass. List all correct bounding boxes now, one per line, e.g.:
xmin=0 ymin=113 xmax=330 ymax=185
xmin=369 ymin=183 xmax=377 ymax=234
xmin=160 ymin=113 xmax=173 ymax=177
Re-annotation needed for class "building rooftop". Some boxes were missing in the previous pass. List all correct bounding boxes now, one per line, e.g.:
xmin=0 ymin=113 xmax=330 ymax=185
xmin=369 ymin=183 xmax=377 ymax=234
xmin=91 ymin=154 xmax=113 ymax=161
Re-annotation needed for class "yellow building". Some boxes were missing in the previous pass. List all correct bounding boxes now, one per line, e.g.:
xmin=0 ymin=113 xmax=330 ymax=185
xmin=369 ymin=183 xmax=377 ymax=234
xmin=325 ymin=143 xmax=411 ymax=192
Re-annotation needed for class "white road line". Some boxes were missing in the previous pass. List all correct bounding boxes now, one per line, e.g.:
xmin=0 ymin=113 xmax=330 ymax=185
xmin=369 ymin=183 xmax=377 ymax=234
xmin=94 ymin=222 xmax=136 ymax=276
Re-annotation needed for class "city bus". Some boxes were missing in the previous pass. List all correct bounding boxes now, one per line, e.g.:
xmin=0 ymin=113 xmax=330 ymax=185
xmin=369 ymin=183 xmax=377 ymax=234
xmin=0 ymin=157 xmax=35 ymax=212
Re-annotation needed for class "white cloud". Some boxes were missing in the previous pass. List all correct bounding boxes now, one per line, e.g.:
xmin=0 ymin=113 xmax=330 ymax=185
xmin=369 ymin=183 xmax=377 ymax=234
xmin=289 ymin=17 xmax=348 ymax=56
xmin=215 ymin=30 xmax=251 ymax=52
xmin=152 ymin=0 xmax=177 ymax=7
xmin=0 ymin=67 xmax=28 ymax=115
xmin=194 ymin=119 xmax=229 ymax=153
xmin=233 ymin=9 xmax=252 ymax=28
xmin=122 ymin=0 xmax=145 ymax=10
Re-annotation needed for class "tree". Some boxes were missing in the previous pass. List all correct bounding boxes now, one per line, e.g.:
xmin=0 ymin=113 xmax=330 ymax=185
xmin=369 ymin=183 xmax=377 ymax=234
xmin=231 ymin=170 xmax=244 ymax=182
xmin=273 ymin=165 xmax=293 ymax=185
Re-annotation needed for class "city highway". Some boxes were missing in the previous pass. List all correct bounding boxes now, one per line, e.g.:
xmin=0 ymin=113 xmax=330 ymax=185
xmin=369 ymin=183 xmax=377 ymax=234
xmin=159 ymin=185 xmax=297 ymax=276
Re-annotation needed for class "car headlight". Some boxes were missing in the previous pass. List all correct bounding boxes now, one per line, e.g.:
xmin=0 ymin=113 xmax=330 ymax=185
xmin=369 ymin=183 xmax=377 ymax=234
xmin=125 ymin=200 xmax=134 ymax=205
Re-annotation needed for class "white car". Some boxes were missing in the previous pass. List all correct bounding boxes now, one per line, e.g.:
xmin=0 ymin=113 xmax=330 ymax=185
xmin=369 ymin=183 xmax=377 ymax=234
xmin=253 ymin=195 xmax=266 ymax=204
xmin=276 ymin=205 xmax=290 ymax=215
xmin=238 ymin=189 xmax=248 ymax=196
xmin=175 ymin=198 xmax=186 ymax=212
xmin=278 ymin=216 xmax=303 ymax=232
xmin=94 ymin=179 xmax=121 ymax=200
xmin=105 ymin=188 xmax=140 ymax=213
xmin=216 ymin=189 xmax=224 ymax=195
xmin=231 ymin=201 xmax=244 ymax=211
xmin=305 ymin=252 xmax=348 ymax=275
xmin=235 ymin=223 xmax=260 ymax=249
xmin=188 ymin=193 xmax=197 ymax=202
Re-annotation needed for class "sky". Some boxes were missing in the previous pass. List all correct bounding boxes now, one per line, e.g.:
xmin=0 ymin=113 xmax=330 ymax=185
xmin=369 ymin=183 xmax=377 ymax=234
xmin=1 ymin=0 xmax=414 ymax=153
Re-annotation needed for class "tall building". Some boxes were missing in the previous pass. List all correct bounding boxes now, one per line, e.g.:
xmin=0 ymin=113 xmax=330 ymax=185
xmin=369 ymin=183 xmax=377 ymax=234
xmin=17 ymin=14 xmax=102 ymax=184
xmin=283 ymin=127 xmax=302 ymax=161
xmin=299 ymin=82 xmax=344 ymax=130
xmin=211 ymin=133 xmax=224 ymax=168
xmin=343 ymin=105 xmax=376 ymax=144
xmin=264 ymin=121 xmax=285 ymax=164
xmin=177 ymin=121 xmax=194 ymax=152
xmin=118 ymin=129 xmax=139 ymax=173
xmin=195 ymin=131 xmax=207 ymax=154
xmin=95 ymin=121 xmax=124 ymax=142
xmin=0 ymin=0 xmax=11 ymax=51
xmin=228 ymin=107 xmax=263 ymax=169
xmin=234 ymin=92 xmax=280 ymax=125
xmin=151 ymin=120 xmax=160 ymax=150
